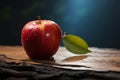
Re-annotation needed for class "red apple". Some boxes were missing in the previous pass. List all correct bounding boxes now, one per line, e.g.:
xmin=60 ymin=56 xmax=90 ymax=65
xmin=21 ymin=18 xmax=62 ymax=59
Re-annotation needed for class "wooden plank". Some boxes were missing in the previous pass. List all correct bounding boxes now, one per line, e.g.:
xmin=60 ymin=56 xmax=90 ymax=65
xmin=0 ymin=46 xmax=29 ymax=60
xmin=0 ymin=46 xmax=120 ymax=71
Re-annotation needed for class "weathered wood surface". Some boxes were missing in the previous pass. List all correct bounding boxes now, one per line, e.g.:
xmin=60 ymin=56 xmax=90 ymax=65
xmin=0 ymin=46 xmax=120 ymax=72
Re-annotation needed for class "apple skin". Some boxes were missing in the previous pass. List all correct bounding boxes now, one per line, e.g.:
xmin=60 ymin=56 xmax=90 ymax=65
xmin=21 ymin=20 xmax=62 ymax=59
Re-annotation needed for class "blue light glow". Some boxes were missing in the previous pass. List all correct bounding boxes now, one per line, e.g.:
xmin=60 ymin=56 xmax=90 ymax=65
xmin=60 ymin=0 xmax=120 ymax=48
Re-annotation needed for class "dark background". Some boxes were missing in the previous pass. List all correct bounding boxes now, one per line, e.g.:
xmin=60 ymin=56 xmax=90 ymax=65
xmin=0 ymin=0 xmax=120 ymax=48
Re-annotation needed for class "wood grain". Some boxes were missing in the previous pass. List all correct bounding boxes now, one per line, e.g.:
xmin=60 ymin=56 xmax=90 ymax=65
xmin=0 ymin=46 xmax=120 ymax=71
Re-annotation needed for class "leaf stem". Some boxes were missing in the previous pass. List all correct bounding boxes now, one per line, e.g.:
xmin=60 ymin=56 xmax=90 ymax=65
xmin=63 ymin=32 xmax=66 ymax=38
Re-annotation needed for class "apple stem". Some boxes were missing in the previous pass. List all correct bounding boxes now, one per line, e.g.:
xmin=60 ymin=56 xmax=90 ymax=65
xmin=38 ymin=16 xmax=41 ymax=24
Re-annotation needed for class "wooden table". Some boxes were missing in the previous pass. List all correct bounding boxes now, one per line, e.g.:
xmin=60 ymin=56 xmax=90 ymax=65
xmin=0 ymin=46 xmax=120 ymax=71
xmin=0 ymin=46 xmax=120 ymax=80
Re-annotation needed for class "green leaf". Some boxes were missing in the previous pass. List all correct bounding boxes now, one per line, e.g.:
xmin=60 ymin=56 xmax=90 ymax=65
xmin=63 ymin=34 xmax=91 ymax=54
